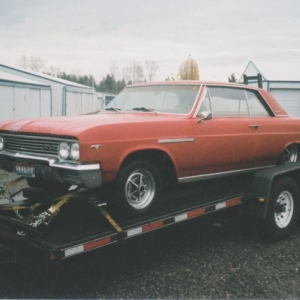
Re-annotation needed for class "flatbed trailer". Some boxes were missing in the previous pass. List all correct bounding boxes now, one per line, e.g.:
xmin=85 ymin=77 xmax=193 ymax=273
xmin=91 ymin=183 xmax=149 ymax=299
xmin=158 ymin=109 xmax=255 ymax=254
xmin=1 ymin=162 xmax=300 ymax=264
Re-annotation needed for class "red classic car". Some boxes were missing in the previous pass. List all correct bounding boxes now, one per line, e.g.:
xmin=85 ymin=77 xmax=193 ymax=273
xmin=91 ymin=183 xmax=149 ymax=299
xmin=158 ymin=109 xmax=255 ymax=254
xmin=0 ymin=81 xmax=299 ymax=212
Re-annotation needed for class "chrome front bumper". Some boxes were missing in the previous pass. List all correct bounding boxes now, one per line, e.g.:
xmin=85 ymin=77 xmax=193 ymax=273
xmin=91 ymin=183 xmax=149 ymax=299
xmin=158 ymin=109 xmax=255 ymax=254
xmin=0 ymin=151 xmax=102 ymax=189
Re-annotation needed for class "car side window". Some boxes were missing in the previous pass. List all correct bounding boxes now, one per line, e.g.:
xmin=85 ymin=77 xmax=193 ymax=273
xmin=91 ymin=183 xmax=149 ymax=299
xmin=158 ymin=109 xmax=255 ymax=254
xmin=208 ymin=87 xmax=249 ymax=117
xmin=199 ymin=91 xmax=211 ymax=113
xmin=246 ymin=90 xmax=270 ymax=116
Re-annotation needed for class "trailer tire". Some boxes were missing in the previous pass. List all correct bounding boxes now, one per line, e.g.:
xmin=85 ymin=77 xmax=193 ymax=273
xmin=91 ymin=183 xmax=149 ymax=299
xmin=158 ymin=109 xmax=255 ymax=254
xmin=115 ymin=160 xmax=161 ymax=213
xmin=263 ymin=176 xmax=300 ymax=241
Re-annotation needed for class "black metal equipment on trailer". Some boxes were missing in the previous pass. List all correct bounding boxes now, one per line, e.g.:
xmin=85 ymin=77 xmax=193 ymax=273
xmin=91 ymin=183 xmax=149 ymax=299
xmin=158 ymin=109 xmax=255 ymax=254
xmin=1 ymin=162 xmax=300 ymax=264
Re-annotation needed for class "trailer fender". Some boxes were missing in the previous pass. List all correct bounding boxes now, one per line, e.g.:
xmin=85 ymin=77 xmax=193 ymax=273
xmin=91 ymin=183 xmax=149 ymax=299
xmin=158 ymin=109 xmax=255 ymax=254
xmin=247 ymin=161 xmax=300 ymax=220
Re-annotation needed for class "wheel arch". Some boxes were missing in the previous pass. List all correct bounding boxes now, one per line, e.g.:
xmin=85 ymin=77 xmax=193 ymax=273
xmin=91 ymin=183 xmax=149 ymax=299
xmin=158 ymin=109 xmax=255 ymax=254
xmin=118 ymin=149 xmax=178 ymax=187
xmin=283 ymin=141 xmax=300 ymax=150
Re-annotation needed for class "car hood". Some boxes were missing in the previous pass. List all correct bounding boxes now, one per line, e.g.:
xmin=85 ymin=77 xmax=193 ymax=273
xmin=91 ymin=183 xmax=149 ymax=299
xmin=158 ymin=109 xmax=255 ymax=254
xmin=0 ymin=112 xmax=188 ymax=137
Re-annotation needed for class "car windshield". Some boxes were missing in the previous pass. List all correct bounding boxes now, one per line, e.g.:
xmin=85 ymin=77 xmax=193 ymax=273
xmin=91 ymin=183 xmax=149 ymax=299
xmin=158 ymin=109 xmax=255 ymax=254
xmin=105 ymin=85 xmax=200 ymax=114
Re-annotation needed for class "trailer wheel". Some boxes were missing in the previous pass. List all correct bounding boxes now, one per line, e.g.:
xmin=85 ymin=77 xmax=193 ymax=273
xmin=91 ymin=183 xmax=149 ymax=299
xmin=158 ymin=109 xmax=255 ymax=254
xmin=263 ymin=176 xmax=300 ymax=241
xmin=115 ymin=161 xmax=161 ymax=213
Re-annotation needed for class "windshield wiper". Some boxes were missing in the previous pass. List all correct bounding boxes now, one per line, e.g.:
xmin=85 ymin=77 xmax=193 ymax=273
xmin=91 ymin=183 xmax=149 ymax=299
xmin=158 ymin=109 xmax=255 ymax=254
xmin=105 ymin=107 xmax=122 ymax=112
xmin=132 ymin=107 xmax=158 ymax=113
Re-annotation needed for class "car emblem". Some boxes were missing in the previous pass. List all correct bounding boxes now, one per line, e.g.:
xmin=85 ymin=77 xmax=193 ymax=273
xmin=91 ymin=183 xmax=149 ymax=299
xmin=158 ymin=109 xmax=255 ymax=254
xmin=9 ymin=126 xmax=20 ymax=131
xmin=42 ymin=144 xmax=57 ymax=151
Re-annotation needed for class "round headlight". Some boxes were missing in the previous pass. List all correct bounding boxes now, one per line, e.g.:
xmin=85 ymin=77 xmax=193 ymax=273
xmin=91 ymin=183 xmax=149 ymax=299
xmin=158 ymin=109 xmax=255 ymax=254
xmin=70 ymin=142 xmax=80 ymax=160
xmin=59 ymin=142 xmax=70 ymax=159
xmin=0 ymin=137 xmax=4 ymax=150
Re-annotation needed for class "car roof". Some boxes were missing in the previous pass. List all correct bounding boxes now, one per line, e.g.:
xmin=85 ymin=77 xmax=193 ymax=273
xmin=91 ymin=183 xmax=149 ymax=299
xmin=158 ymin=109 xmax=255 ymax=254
xmin=128 ymin=81 xmax=260 ymax=91
xmin=127 ymin=81 xmax=288 ymax=117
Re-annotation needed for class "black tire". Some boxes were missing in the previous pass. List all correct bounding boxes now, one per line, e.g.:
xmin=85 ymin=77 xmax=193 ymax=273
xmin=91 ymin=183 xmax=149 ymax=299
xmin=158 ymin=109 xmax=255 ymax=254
xmin=262 ymin=176 xmax=300 ymax=241
xmin=279 ymin=144 xmax=298 ymax=164
xmin=114 ymin=160 xmax=161 ymax=213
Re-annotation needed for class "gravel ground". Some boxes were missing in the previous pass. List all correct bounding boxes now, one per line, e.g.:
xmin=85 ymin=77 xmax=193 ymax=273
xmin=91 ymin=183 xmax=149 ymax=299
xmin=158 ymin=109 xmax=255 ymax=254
xmin=0 ymin=169 xmax=300 ymax=299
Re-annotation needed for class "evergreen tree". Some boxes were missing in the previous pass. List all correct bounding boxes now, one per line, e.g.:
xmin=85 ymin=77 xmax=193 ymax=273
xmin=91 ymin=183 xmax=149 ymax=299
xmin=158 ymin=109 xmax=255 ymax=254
xmin=98 ymin=74 xmax=126 ymax=93
xmin=228 ymin=73 xmax=237 ymax=82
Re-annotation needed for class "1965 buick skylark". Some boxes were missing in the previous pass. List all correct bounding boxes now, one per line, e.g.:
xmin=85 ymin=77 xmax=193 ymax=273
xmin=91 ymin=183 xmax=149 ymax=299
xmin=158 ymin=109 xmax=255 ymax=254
xmin=0 ymin=81 xmax=299 ymax=213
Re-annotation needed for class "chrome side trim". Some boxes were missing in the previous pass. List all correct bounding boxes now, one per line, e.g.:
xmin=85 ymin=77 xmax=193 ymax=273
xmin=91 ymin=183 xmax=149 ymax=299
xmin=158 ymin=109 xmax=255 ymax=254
xmin=0 ymin=151 xmax=100 ymax=171
xmin=158 ymin=138 xmax=195 ymax=144
xmin=91 ymin=144 xmax=101 ymax=150
xmin=178 ymin=165 xmax=275 ymax=183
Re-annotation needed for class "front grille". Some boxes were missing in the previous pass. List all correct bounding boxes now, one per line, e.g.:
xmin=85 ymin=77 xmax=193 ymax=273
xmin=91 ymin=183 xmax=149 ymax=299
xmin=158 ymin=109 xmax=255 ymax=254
xmin=1 ymin=133 xmax=75 ymax=156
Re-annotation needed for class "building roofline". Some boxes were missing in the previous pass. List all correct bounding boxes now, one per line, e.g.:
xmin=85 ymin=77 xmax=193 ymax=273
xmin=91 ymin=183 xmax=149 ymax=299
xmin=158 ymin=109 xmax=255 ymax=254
xmin=238 ymin=60 xmax=252 ymax=83
xmin=238 ymin=60 xmax=268 ymax=83
xmin=0 ymin=63 xmax=94 ymax=90
xmin=0 ymin=79 xmax=51 ymax=90
xmin=241 ymin=60 xmax=300 ymax=82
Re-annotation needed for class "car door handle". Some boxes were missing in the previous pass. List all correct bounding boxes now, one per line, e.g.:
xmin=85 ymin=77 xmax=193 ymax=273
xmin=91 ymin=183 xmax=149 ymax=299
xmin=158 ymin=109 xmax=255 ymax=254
xmin=249 ymin=124 xmax=260 ymax=132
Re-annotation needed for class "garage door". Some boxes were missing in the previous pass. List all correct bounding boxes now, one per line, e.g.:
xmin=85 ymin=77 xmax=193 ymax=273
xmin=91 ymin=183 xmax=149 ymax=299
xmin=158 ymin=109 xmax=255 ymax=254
xmin=270 ymin=89 xmax=300 ymax=118
xmin=0 ymin=85 xmax=14 ymax=121
xmin=14 ymin=87 xmax=40 ymax=120
xmin=66 ymin=91 xmax=82 ymax=115
xmin=66 ymin=91 xmax=97 ymax=116
xmin=0 ymin=85 xmax=51 ymax=121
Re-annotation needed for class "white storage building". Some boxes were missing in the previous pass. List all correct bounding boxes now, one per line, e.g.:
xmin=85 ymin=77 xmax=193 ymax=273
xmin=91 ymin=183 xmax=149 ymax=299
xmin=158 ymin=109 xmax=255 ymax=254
xmin=0 ymin=71 xmax=51 ymax=121
xmin=240 ymin=61 xmax=300 ymax=117
xmin=0 ymin=63 xmax=99 ymax=118
xmin=96 ymin=91 xmax=117 ymax=110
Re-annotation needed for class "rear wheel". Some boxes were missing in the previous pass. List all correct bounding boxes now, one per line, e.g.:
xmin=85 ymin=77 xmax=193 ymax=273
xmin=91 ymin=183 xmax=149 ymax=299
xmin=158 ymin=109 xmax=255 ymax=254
xmin=280 ymin=144 xmax=298 ymax=164
xmin=115 ymin=161 xmax=161 ymax=213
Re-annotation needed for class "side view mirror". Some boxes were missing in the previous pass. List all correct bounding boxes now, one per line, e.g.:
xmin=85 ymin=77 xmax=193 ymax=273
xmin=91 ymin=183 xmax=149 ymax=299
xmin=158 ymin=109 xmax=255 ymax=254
xmin=197 ymin=111 xmax=212 ymax=123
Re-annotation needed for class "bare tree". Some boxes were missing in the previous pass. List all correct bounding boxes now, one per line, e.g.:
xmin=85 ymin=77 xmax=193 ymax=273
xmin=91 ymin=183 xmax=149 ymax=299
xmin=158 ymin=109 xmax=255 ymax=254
xmin=132 ymin=61 xmax=143 ymax=83
xmin=145 ymin=60 xmax=159 ymax=82
xmin=17 ymin=55 xmax=45 ymax=72
xmin=179 ymin=55 xmax=200 ymax=80
xmin=123 ymin=61 xmax=144 ymax=83
xmin=17 ymin=55 xmax=28 ymax=69
xmin=28 ymin=56 xmax=45 ymax=71
xmin=71 ymin=68 xmax=82 ymax=77
xmin=109 ymin=61 xmax=119 ymax=79
xmin=122 ymin=64 xmax=133 ymax=84
xmin=47 ymin=66 xmax=61 ymax=77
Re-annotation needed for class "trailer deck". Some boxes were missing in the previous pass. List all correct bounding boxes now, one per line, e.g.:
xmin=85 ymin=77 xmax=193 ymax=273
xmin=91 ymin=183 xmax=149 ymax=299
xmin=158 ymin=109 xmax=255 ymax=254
xmin=0 ymin=175 xmax=252 ymax=262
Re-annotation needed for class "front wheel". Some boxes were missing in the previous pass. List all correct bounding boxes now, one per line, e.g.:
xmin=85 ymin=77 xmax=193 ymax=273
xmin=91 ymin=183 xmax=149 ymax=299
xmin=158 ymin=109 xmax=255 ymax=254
xmin=263 ymin=177 xmax=300 ymax=241
xmin=115 ymin=161 xmax=161 ymax=213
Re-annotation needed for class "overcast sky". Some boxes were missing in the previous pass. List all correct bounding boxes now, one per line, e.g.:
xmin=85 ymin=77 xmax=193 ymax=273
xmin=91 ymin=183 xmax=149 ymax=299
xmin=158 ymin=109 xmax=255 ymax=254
xmin=0 ymin=0 xmax=300 ymax=82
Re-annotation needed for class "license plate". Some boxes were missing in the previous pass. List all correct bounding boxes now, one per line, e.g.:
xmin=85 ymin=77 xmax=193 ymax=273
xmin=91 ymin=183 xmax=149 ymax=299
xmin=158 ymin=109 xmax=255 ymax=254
xmin=15 ymin=163 xmax=35 ymax=178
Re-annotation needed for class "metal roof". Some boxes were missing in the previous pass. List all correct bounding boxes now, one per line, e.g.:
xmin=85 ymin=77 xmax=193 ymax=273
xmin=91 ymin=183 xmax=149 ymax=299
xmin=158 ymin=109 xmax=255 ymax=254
xmin=0 ymin=71 xmax=49 ymax=87
xmin=242 ymin=60 xmax=300 ymax=82
xmin=0 ymin=63 xmax=93 ymax=89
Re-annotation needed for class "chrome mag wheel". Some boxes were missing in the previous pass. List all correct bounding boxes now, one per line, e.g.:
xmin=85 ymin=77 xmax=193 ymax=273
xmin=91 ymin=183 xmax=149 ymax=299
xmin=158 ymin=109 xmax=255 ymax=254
xmin=125 ymin=168 xmax=156 ymax=210
xmin=283 ymin=144 xmax=298 ymax=164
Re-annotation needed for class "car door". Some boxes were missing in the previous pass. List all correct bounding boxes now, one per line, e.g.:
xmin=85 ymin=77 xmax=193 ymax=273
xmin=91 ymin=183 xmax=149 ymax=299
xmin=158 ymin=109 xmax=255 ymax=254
xmin=191 ymin=86 xmax=262 ymax=177
xmin=246 ymin=89 xmax=300 ymax=165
